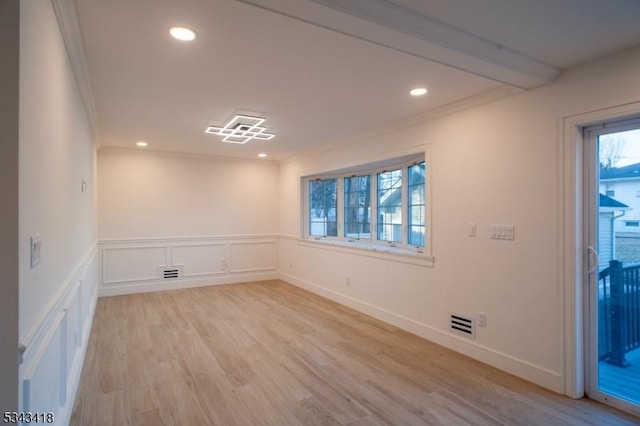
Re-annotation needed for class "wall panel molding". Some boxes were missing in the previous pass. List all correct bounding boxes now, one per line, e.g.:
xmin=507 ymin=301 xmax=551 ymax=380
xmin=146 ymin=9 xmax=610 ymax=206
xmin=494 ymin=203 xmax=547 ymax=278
xmin=172 ymin=242 xmax=227 ymax=278
xmin=19 ymin=244 xmax=99 ymax=426
xmin=98 ymin=235 xmax=278 ymax=296
xmin=102 ymin=245 xmax=167 ymax=284
xmin=229 ymin=240 xmax=277 ymax=273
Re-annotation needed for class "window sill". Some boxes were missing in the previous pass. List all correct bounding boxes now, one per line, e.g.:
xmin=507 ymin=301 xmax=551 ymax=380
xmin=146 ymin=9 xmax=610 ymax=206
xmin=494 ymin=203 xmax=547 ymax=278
xmin=298 ymin=238 xmax=434 ymax=267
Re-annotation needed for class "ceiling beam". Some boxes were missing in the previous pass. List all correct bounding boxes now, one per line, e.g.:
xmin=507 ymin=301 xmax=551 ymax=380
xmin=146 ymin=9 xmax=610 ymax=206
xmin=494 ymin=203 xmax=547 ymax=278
xmin=237 ymin=0 xmax=561 ymax=89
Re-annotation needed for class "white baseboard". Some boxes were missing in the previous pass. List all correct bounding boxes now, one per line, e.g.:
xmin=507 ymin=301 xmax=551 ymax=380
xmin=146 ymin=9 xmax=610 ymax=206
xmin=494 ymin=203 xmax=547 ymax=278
xmin=98 ymin=235 xmax=278 ymax=297
xmin=99 ymin=272 xmax=279 ymax=297
xmin=278 ymin=271 xmax=564 ymax=394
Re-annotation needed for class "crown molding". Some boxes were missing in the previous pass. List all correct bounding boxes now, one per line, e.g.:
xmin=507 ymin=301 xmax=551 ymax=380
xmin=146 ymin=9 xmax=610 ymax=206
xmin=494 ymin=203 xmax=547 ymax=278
xmin=239 ymin=0 xmax=560 ymax=89
xmin=51 ymin=0 xmax=102 ymax=148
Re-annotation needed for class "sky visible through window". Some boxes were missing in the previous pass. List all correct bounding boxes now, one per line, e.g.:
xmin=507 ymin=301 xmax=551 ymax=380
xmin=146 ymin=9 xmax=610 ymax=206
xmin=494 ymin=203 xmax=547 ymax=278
xmin=600 ymin=128 xmax=640 ymax=168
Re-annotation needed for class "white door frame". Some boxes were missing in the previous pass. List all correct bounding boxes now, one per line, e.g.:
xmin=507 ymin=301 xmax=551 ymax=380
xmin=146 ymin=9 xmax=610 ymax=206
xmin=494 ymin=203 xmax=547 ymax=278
xmin=562 ymin=101 xmax=640 ymax=401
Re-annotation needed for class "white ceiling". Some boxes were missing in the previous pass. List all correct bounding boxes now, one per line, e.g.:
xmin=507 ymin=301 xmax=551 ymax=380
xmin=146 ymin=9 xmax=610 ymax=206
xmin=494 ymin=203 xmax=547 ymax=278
xmin=74 ymin=0 xmax=640 ymax=160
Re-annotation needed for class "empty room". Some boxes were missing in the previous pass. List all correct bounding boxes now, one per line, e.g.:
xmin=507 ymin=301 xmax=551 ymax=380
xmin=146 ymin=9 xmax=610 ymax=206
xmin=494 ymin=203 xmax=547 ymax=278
xmin=5 ymin=0 xmax=640 ymax=424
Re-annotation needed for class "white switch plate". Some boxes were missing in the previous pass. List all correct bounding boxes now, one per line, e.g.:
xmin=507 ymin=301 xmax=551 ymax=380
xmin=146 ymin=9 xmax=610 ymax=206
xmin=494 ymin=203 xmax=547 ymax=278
xmin=467 ymin=223 xmax=476 ymax=237
xmin=30 ymin=234 xmax=42 ymax=269
xmin=490 ymin=225 xmax=515 ymax=240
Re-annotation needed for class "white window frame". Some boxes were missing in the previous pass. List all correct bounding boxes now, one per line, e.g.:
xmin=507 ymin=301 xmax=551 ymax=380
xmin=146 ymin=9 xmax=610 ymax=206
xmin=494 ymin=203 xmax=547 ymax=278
xmin=300 ymin=152 xmax=432 ymax=265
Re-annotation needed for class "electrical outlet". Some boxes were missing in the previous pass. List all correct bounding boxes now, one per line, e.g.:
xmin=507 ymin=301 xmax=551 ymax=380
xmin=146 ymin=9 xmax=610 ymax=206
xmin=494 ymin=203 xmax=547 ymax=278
xmin=346 ymin=276 xmax=351 ymax=286
xmin=478 ymin=312 xmax=487 ymax=327
xmin=289 ymin=260 xmax=293 ymax=269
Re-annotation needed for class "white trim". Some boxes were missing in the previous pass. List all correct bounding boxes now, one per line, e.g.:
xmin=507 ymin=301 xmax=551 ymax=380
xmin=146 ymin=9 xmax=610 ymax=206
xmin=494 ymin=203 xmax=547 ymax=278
xmin=51 ymin=0 xmax=101 ymax=147
xmin=298 ymin=239 xmax=434 ymax=267
xmin=98 ymin=272 xmax=278 ymax=297
xmin=237 ymin=0 xmax=558 ymax=89
xmin=101 ymin=245 xmax=167 ymax=284
xmin=561 ymin=100 xmax=640 ymax=399
xmin=300 ymin=152 xmax=430 ymax=255
xmin=57 ymin=293 xmax=97 ymax=426
xmin=98 ymin=234 xmax=279 ymax=245
xmin=19 ymin=244 xmax=98 ymax=425
xmin=98 ymin=236 xmax=278 ymax=296
xmin=19 ymin=243 xmax=97 ymax=353
xmin=228 ymin=240 xmax=277 ymax=273
xmin=279 ymin=271 xmax=563 ymax=392
xmin=171 ymin=242 xmax=228 ymax=278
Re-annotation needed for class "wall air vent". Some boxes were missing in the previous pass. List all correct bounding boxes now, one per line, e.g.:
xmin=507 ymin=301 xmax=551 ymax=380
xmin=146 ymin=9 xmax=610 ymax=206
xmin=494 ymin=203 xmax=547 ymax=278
xmin=449 ymin=313 xmax=475 ymax=339
xmin=162 ymin=268 xmax=180 ymax=280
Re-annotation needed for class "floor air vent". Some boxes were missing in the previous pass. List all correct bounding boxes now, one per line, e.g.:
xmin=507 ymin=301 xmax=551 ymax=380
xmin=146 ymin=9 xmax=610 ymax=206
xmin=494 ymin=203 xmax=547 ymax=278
xmin=162 ymin=268 xmax=180 ymax=280
xmin=450 ymin=313 xmax=475 ymax=339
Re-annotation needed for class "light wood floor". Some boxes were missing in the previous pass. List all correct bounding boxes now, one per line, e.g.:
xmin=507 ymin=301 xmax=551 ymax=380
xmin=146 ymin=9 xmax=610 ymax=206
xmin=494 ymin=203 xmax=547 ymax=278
xmin=71 ymin=280 xmax=640 ymax=425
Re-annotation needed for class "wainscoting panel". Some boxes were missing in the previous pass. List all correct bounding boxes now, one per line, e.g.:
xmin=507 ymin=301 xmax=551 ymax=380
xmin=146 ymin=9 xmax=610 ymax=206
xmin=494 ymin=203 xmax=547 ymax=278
xmin=98 ymin=236 xmax=278 ymax=296
xmin=102 ymin=245 xmax=167 ymax=284
xmin=172 ymin=242 xmax=227 ymax=277
xmin=229 ymin=240 xmax=277 ymax=273
xmin=19 ymin=245 xmax=98 ymax=426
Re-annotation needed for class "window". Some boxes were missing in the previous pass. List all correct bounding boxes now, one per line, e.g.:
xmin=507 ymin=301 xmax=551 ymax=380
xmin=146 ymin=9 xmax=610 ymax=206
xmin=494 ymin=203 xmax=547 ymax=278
xmin=344 ymin=175 xmax=371 ymax=240
xmin=626 ymin=221 xmax=640 ymax=227
xmin=309 ymin=178 xmax=337 ymax=237
xmin=377 ymin=169 xmax=402 ymax=243
xmin=303 ymin=155 xmax=428 ymax=256
xmin=606 ymin=189 xmax=615 ymax=197
xmin=408 ymin=161 xmax=426 ymax=247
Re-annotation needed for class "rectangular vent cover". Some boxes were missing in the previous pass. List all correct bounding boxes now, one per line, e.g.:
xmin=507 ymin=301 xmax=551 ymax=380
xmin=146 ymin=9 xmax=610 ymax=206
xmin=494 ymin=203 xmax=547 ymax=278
xmin=450 ymin=313 xmax=475 ymax=339
xmin=162 ymin=268 xmax=180 ymax=280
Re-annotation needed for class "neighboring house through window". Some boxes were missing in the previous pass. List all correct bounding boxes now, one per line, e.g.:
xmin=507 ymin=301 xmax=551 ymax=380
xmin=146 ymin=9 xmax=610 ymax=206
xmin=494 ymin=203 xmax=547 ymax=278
xmin=302 ymin=155 xmax=428 ymax=257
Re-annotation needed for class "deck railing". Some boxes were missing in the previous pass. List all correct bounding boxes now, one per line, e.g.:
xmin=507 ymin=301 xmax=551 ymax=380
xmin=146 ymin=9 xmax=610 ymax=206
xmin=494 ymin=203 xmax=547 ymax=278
xmin=598 ymin=260 xmax=640 ymax=367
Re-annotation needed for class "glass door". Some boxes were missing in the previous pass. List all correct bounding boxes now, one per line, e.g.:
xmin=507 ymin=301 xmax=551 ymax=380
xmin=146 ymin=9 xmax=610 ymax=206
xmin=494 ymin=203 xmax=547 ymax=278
xmin=585 ymin=119 xmax=640 ymax=416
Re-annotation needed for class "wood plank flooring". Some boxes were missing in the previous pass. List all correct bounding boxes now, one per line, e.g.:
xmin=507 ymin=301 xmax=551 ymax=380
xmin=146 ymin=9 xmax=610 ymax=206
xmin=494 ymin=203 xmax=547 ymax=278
xmin=71 ymin=281 xmax=640 ymax=425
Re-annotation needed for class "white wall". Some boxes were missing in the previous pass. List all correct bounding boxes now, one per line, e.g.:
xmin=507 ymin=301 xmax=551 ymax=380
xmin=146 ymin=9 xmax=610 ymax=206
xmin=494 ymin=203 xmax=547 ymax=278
xmin=0 ymin=0 xmax=20 ymax=411
xmin=97 ymin=149 xmax=280 ymax=295
xmin=98 ymin=148 xmax=278 ymax=238
xmin=19 ymin=0 xmax=98 ymax=422
xmin=278 ymin=46 xmax=640 ymax=393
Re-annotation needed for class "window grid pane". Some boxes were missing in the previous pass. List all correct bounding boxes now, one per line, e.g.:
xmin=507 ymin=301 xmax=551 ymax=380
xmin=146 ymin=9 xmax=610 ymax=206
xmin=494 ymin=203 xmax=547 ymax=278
xmin=344 ymin=175 xmax=371 ymax=239
xmin=377 ymin=169 xmax=403 ymax=243
xmin=408 ymin=162 xmax=425 ymax=247
xmin=309 ymin=179 xmax=337 ymax=237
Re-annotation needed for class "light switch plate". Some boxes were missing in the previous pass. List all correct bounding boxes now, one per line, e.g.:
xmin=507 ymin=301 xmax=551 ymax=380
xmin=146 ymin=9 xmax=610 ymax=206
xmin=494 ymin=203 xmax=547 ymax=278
xmin=490 ymin=225 xmax=515 ymax=240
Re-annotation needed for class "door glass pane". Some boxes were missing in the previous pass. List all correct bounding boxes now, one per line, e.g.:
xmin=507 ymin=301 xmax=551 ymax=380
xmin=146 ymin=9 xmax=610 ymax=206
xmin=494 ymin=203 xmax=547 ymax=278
xmin=596 ymin=128 xmax=640 ymax=406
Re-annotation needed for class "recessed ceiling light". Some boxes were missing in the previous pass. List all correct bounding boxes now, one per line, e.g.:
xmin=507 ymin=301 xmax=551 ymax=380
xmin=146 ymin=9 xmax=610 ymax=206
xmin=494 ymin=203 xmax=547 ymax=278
xmin=170 ymin=26 xmax=197 ymax=41
xmin=410 ymin=87 xmax=428 ymax=96
xmin=258 ymin=153 xmax=267 ymax=158
xmin=136 ymin=141 xmax=148 ymax=147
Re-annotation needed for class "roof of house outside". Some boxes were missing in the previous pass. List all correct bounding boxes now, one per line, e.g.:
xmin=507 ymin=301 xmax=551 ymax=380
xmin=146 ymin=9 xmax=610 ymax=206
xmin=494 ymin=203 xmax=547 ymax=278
xmin=599 ymin=193 xmax=629 ymax=208
xmin=600 ymin=162 xmax=640 ymax=180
